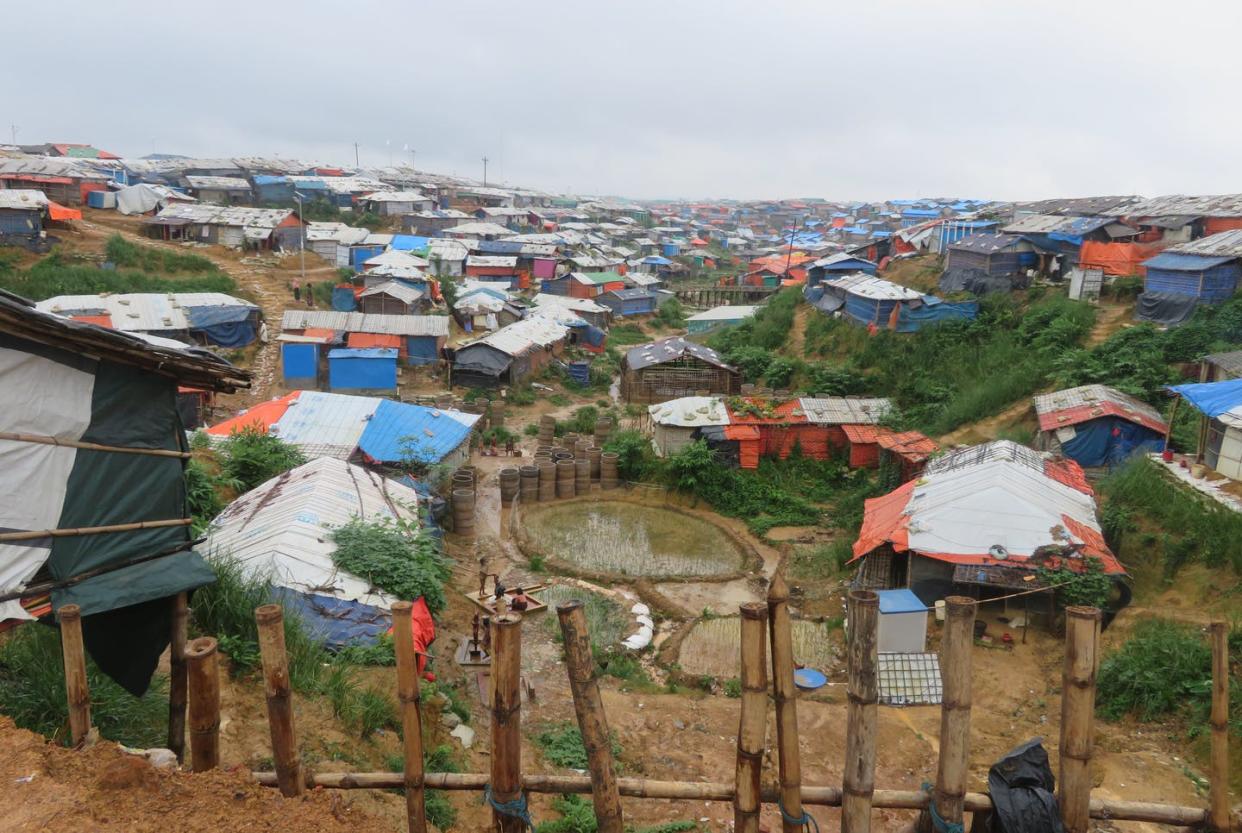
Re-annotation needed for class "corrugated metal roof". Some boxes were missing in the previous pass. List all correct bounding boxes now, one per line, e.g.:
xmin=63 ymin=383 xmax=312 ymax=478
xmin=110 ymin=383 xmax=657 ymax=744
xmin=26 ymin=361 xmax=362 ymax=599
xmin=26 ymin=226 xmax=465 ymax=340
xmin=36 ymin=292 xmax=255 ymax=333
xmin=1204 ymin=349 xmax=1242 ymax=376
xmin=532 ymin=293 xmax=608 ymax=314
xmin=0 ymin=157 xmax=108 ymax=180
xmin=271 ymin=389 xmax=380 ymax=459
xmin=204 ymin=456 xmax=420 ymax=607
xmin=1167 ymin=229 xmax=1242 ymax=258
xmin=947 ymin=233 xmax=1026 ymax=253
xmin=798 ymin=397 xmax=893 ymax=425
xmin=358 ymin=281 xmax=424 ymax=304
xmin=823 ymin=273 xmax=923 ymax=301
xmin=442 ymin=221 xmax=512 ymax=237
xmin=1105 ymin=194 xmax=1242 ymax=219
xmin=648 ymin=396 xmax=730 ymax=427
xmin=280 ymin=310 xmax=449 ymax=337
xmin=357 ymin=398 xmax=479 ymax=464
xmin=467 ymin=315 xmax=571 ymax=356
xmin=0 ymin=189 xmax=48 ymax=210
xmin=686 ymin=305 xmax=759 ymax=322
xmin=466 ymin=255 xmax=518 ymax=268
xmin=1001 ymin=214 xmax=1115 ymax=235
xmin=361 ymin=190 xmax=428 ymax=202
xmin=625 ymin=337 xmax=733 ymax=371
xmin=364 ymin=249 xmax=429 ymax=269
xmin=154 ymin=203 xmax=295 ymax=229
xmin=184 ymin=175 xmax=251 ymax=190
xmin=1032 ymin=384 xmax=1167 ymax=433
xmin=1141 ymin=252 xmax=1235 ymax=271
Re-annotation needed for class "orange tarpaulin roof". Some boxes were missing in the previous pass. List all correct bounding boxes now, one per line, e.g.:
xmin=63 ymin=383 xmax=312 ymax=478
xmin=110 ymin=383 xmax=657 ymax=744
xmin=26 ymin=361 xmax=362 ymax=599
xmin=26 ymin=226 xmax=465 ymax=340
xmin=347 ymin=332 xmax=401 ymax=349
xmin=47 ymin=202 xmax=82 ymax=221
xmin=207 ymin=392 xmax=300 ymax=436
xmin=301 ymin=327 xmax=336 ymax=340
xmin=70 ymin=313 xmax=113 ymax=328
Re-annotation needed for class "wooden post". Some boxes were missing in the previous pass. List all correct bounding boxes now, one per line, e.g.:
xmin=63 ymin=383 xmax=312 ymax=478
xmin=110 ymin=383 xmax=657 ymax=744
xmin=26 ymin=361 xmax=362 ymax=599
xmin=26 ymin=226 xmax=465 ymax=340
xmin=57 ymin=603 xmax=91 ymax=746
xmin=491 ymin=613 xmax=525 ymax=833
xmin=843 ymin=590 xmax=879 ymax=833
xmin=393 ymin=601 xmax=427 ymax=833
xmin=186 ymin=636 xmax=220 ymax=772
xmin=734 ymin=602 xmax=769 ymax=833
xmin=255 ymin=604 xmax=303 ymax=797
xmin=1209 ymin=621 xmax=1231 ymax=833
xmin=768 ymin=575 xmax=806 ymax=833
xmin=918 ymin=597 xmax=976 ymax=833
xmin=168 ymin=591 xmax=189 ymax=762
xmin=1058 ymin=606 xmax=1101 ymax=833
xmin=557 ymin=601 xmax=624 ymax=833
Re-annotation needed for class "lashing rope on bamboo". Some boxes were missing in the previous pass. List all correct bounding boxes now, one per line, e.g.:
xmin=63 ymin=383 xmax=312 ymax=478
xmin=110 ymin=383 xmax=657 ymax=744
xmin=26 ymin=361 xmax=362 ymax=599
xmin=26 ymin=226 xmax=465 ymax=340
xmin=484 ymin=784 xmax=536 ymax=831
xmin=922 ymin=783 xmax=964 ymax=833
xmin=778 ymin=796 xmax=820 ymax=833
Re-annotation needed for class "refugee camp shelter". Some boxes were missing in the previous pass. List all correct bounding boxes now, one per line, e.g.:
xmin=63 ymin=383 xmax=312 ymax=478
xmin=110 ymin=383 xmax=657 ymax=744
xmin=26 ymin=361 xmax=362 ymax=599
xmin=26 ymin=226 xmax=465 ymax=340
xmin=0 ymin=189 xmax=48 ymax=241
xmin=280 ymin=309 xmax=448 ymax=366
xmin=357 ymin=280 xmax=427 ymax=315
xmin=876 ymin=589 xmax=928 ymax=653
xmin=806 ymin=252 xmax=878 ymax=287
xmin=204 ymin=457 xmax=430 ymax=648
xmin=359 ymin=190 xmax=434 ymax=216
xmin=115 ymin=183 xmax=195 ymax=216
xmin=647 ymin=396 xmax=731 ymax=456
xmin=620 ymin=337 xmax=740 ymax=404
xmin=36 ymin=292 xmax=262 ymax=347
xmin=145 ymin=204 xmax=301 ymax=250
xmin=852 ymin=441 xmax=1127 ymax=606
xmin=1168 ymin=377 xmax=1242 ymax=480
xmin=1201 ymin=350 xmax=1242 ymax=382
xmin=807 ymin=275 xmax=978 ymax=332
xmin=328 ymin=347 xmax=398 ymax=392
xmin=1137 ymin=230 xmax=1242 ymax=324
xmin=207 ymin=389 xmax=479 ymax=467
xmin=1033 ymin=384 xmax=1168 ymax=468
xmin=597 ymin=287 xmax=657 ymax=317
xmin=0 ymin=288 xmax=250 ymax=693
xmin=183 ymin=175 xmax=253 ymax=204
xmin=451 ymin=315 xmax=572 ymax=388
xmin=686 ymin=305 xmax=758 ymax=333
xmin=531 ymin=293 xmax=611 ymax=328
xmin=279 ymin=334 xmax=327 ymax=388
xmin=941 ymin=233 xmax=1042 ymax=294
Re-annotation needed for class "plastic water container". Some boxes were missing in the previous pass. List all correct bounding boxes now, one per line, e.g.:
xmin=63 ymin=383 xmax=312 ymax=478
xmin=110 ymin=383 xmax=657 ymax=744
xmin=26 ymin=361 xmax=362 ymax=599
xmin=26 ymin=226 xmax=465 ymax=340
xmin=934 ymin=599 xmax=946 ymax=623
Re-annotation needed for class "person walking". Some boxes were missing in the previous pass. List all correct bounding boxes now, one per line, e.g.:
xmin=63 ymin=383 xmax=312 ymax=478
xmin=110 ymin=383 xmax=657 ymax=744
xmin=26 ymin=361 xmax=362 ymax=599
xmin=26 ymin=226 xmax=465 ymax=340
xmin=291 ymin=277 xmax=301 ymax=302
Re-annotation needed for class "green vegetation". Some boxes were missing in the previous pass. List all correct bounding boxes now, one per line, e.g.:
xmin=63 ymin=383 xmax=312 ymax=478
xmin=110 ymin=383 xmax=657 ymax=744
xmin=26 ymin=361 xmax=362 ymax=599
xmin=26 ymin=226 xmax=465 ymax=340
xmin=213 ymin=427 xmax=307 ymax=493
xmin=1035 ymin=557 xmax=1113 ymax=609
xmin=651 ymin=297 xmax=686 ymax=329
xmin=535 ymin=721 xmax=622 ymax=770
xmin=0 ymin=625 xmax=168 ymax=747
xmin=330 ymin=516 xmax=452 ymax=613
xmin=537 ymin=794 xmax=598 ymax=833
xmin=0 ymin=251 xmax=236 ymax=300
xmin=185 ymin=456 xmax=239 ymax=534
xmin=607 ymin=323 xmax=651 ymax=346
xmin=423 ymin=744 xmax=462 ymax=829
xmin=333 ymin=633 xmax=396 ymax=666
xmin=321 ymin=665 xmax=399 ymax=738
xmin=790 ymin=539 xmax=854 ymax=580
xmin=104 ymin=234 xmax=217 ymax=274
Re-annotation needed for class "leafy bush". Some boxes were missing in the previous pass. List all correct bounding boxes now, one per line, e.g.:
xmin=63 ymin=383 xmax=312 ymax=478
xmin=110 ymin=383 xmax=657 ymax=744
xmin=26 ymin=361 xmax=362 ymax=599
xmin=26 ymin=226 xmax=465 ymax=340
xmin=654 ymin=297 xmax=686 ymax=328
xmin=215 ymin=427 xmax=306 ymax=492
xmin=333 ymin=633 xmax=396 ymax=666
xmin=185 ymin=457 xmax=238 ymax=534
xmin=1035 ymin=557 xmax=1112 ymax=609
xmin=1098 ymin=619 xmax=1213 ymax=722
xmin=537 ymin=794 xmax=598 ymax=833
xmin=564 ymin=405 xmax=600 ymax=435
xmin=603 ymin=429 xmax=657 ymax=481
xmin=763 ymin=356 xmax=802 ymax=388
xmin=0 ymin=625 xmax=168 ymax=747
xmin=330 ymin=517 xmax=452 ymax=613
xmin=535 ymin=721 xmax=622 ymax=770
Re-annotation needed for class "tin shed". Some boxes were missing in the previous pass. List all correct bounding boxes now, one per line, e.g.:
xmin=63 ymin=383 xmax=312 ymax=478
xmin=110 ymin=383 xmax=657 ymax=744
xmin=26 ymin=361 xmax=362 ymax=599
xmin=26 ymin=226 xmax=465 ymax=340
xmin=328 ymin=348 xmax=398 ymax=392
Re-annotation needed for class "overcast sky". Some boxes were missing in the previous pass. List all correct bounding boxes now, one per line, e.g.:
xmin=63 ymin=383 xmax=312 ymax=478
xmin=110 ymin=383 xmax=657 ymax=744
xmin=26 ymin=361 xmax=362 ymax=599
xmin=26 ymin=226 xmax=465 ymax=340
xmin=8 ymin=1 xmax=1242 ymax=202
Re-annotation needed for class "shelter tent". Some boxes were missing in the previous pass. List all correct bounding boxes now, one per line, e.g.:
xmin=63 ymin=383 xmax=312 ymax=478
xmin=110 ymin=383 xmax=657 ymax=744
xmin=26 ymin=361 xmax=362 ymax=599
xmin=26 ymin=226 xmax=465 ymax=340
xmin=1033 ymin=384 xmax=1168 ymax=467
xmin=648 ymin=396 xmax=730 ymax=456
xmin=1168 ymin=377 xmax=1242 ymax=480
xmin=0 ymin=289 xmax=249 ymax=693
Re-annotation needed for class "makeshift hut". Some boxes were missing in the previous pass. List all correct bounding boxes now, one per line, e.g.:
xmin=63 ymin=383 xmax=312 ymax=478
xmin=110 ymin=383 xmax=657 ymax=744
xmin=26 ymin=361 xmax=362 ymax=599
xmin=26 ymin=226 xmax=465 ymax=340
xmin=597 ymin=287 xmax=657 ymax=317
xmin=207 ymin=390 xmax=478 ymax=467
xmin=280 ymin=310 xmax=448 ymax=367
xmin=0 ymin=189 xmax=48 ymax=243
xmin=328 ymin=348 xmax=398 ymax=393
xmin=450 ymin=315 xmax=571 ymax=388
xmin=685 ymin=305 xmax=759 ymax=334
xmin=1033 ymin=384 xmax=1168 ymax=468
xmin=620 ymin=337 xmax=740 ymax=404
xmin=941 ymin=233 xmax=1043 ymax=294
xmin=805 ymin=252 xmax=878 ymax=287
xmin=35 ymin=292 xmax=262 ymax=348
xmin=359 ymin=190 xmax=434 ymax=216
xmin=1137 ymin=230 xmax=1242 ymax=324
xmin=204 ymin=457 xmax=435 ymax=650
xmin=144 ymin=204 xmax=301 ymax=250
xmin=1167 ymin=377 xmax=1242 ymax=481
xmin=0 ymin=289 xmax=249 ymax=693
xmin=851 ymin=441 xmax=1128 ymax=612
xmin=531 ymin=293 xmax=611 ymax=328
xmin=357 ymin=280 xmax=427 ymax=316
xmin=876 ymin=431 xmax=940 ymax=482
xmin=647 ymin=396 xmax=730 ymax=456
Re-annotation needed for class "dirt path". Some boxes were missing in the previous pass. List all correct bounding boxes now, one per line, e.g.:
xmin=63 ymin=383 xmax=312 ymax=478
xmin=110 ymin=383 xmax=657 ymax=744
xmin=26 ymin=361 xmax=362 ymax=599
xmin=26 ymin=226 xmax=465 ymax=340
xmin=1088 ymin=300 xmax=1133 ymax=346
xmin=937 ymin=398 xmax=1032 ymax=447
xmin=785 ymin=302 xmax=811 ymax=357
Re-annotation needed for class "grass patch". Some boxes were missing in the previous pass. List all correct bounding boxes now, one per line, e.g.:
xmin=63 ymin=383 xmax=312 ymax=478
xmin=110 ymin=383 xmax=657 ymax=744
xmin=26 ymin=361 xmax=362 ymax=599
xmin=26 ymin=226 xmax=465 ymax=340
xmin=105 ymin=234 xmax=219 ymax=274
xmin=539 ymin=586 xmax=633 ymax=649
xmin=0 ymin=625 xmax=168 ymax=747
xmin=537 ymin=794 xmax=598 ymax=833
xmin=790 ymin=539 xmax=853 ymax=580
xmin=606 ymin=323 xmax=651 ymax=346
xmin=0 ymin=250 xmax=235 ymax=300
xmin=534 ymin=721 xmax=622 ymax=770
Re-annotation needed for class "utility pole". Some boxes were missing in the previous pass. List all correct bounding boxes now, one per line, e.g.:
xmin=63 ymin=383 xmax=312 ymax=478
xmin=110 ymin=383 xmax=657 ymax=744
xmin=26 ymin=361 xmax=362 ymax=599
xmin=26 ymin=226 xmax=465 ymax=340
xmin=9 ymin=124 xmax=17 ymax=146
xmin=482 ymin=156 xmax=489 ymax=187
xmin=354 ymin=142 xmax=360 ymax=168
xmin=293 ymin=192 xmax=307 ymax=299
xmin=410 ymin=147 xmax=416 ymax=169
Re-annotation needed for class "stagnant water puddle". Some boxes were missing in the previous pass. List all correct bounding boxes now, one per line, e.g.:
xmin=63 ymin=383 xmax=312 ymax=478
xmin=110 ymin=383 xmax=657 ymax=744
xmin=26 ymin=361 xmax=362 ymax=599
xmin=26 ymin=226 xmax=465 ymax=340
xmin=522 ymin=502 xmax=745 ymax=578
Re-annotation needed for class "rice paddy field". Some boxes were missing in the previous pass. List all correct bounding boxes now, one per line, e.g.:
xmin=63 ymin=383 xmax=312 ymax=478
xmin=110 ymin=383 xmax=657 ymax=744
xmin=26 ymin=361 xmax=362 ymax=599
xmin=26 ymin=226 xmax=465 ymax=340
xmin=523 ymin=502 xmax=745 ymax=578
xmin=538 ymin=583 xmax=636 ymax=649
xmin=675 ymin=616 xmax=843 ymax=678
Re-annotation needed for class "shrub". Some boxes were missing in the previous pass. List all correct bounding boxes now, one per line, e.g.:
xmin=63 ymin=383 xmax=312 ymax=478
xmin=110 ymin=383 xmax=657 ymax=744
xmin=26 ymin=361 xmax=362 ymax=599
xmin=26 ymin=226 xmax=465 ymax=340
xmin=0 ymin=625 xmax=168 ymax=747
xmin=537 ymin=794 xmax=598 ymax=833
xmin=215 ymin=427 xmax=306 ymax=492
xmin=1035 ymin=557 xmax=1112 ymax=609
xmin=0 ymin=256 xmax=236 ymax=300
xmin=603 ymin=429 xmax=656 ymax=481
xmin=535 ymin=721 xmax=622 ymax=770
xmin=330 ymin=517 xmax=451 ymax=613
xmin=1097 ymin=619 xmax=1212 ymax=722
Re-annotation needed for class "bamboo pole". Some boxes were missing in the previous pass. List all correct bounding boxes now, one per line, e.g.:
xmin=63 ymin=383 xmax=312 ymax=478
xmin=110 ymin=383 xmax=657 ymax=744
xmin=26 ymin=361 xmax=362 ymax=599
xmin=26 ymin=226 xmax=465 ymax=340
xmin=767 ymin=574 xmax=805 ymax=833
xmin=491 ymin=613 xmax=525 ymax=833
xmin=168 ymin=591 xmax=189 ymax=763
xmin=557 ymin=601 xmax=624 ymax=833
xmin=843 ymin=590 xmax=879 ymax=833
xmin=57 ymin=604 xmax=91 ymax=746
xmin=1058 ymin=606 xmax=1101 ymax=833
xmin=918 ymin=597 xmax=976 ymax=833
xmin=1209 ymin=621 xmax=1231 ymax=833
xmin=186 ymin=636 xmax=220 ymax=772
xmin=392 ymin=601 xmax=427 ymax=833
xmin=0 ymin=431 xmax=192 ymax=458
xmin=255 ymin=604 xmax=303 ymax=797
xmin=734 ymin=602 xmax=769 ymax=833
xmin=0 ymin=517 xmax=192 ymax=542
xmin=249 ymin=771 xmax=1214 ymax=823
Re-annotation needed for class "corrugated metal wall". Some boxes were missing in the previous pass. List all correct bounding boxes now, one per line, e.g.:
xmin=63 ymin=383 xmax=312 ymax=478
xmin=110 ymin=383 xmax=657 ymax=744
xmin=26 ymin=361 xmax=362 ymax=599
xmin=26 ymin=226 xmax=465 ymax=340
xmin=1146 ymin=263 xmax=1241 ymax=302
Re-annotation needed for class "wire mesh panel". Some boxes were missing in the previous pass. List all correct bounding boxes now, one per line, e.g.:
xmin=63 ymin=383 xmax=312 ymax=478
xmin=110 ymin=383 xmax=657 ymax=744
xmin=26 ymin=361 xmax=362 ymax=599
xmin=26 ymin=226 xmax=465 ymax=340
xmin=876 ymin=652 xmax=942 ymax=706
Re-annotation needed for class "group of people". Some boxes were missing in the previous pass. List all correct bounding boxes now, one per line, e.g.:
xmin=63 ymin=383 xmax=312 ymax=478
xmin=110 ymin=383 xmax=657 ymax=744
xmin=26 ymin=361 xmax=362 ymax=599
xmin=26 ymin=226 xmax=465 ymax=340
xmin=290 ymin=277 xmax=316 ymax=308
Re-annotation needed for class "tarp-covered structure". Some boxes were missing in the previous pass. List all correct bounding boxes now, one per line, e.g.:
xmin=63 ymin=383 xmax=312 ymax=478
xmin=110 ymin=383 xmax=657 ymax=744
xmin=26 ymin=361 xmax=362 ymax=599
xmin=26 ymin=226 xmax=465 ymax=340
xmin=1168 ymin=377 xmax=1242 ymax=480
xmin=1136 ymin=232 xmax=1242 ymax=323
xmin=205 ymin=457 xmax=435 ymax=652
xmin=115 ymin=183 xmax=195 ymax=216
xmin=207 ymin=389 xmax=479 ymax=467
xmin=807 ymin=274 xmax=977 ymax=332
xmin=852 ymin=441 xmax=1127 ymax=606
xmin=37 ymin=292 xmax=262 ymax=347
xmin=1033 ymin=384 xmax=1168 ymax=468
xmin=0 ymin=289 xmax=250 ymax=693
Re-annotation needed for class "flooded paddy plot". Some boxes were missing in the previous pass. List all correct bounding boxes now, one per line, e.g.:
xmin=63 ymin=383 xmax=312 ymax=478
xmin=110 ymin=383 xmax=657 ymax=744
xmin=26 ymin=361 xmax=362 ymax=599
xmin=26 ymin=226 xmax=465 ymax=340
xmin=538 ymin=583 xmax=636 ymax=649
xmin=522 ymin=502 xmax=745 ymax=578
xmin=676 ymin=616 xmax=842 ymax=678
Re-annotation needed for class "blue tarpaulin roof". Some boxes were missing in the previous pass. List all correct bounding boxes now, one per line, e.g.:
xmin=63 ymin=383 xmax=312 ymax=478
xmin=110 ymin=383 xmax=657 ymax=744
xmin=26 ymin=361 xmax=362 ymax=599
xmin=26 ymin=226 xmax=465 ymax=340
xmin=877 ymin=588 xmax=926 ymax=614
xmin=389 ymin=234 xmax=432 ymax=251
xmin=252 ymin=175 xmax=289 ymax=185
xmin=641 ymin=255 xmax=673 ymax=265
xmin=184 ymin=305 xmax=252 ymax=327
xmin=1143 ymin=252 xmax=1237 ymax=271
xmin=268 ymin=587 xmax=390 ymax=651
xmin=357 ymin=398 xmax=478 ymax=464
xmin=1168 ymin=377 xmax=1242 ymax=417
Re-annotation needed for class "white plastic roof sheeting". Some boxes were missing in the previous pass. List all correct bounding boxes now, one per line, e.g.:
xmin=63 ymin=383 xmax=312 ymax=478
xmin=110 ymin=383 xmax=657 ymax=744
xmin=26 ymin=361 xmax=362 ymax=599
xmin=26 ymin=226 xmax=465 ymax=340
xmin=648 ymin=396 xmax=730 ymax=427
xmin=823 ymin=273 xmax=922 ymax=301
xmin=36 ymin=292 xmax=256 ymax=332
xmin=269 ymin=390 xmax=381 ymax=460
xmin=204 ymin=456 xmax=420 ymax=609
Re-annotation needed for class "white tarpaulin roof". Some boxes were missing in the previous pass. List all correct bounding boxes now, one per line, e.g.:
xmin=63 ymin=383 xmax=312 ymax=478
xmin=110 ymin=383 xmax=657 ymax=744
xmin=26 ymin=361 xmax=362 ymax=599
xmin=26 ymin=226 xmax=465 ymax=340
xmin=648 ymin=396 xmax=730 ymax=427
xmin=204 ymin=456 xmax=420 ymax=608
xmin=36 ymin=292 xmax=256 ymax=332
